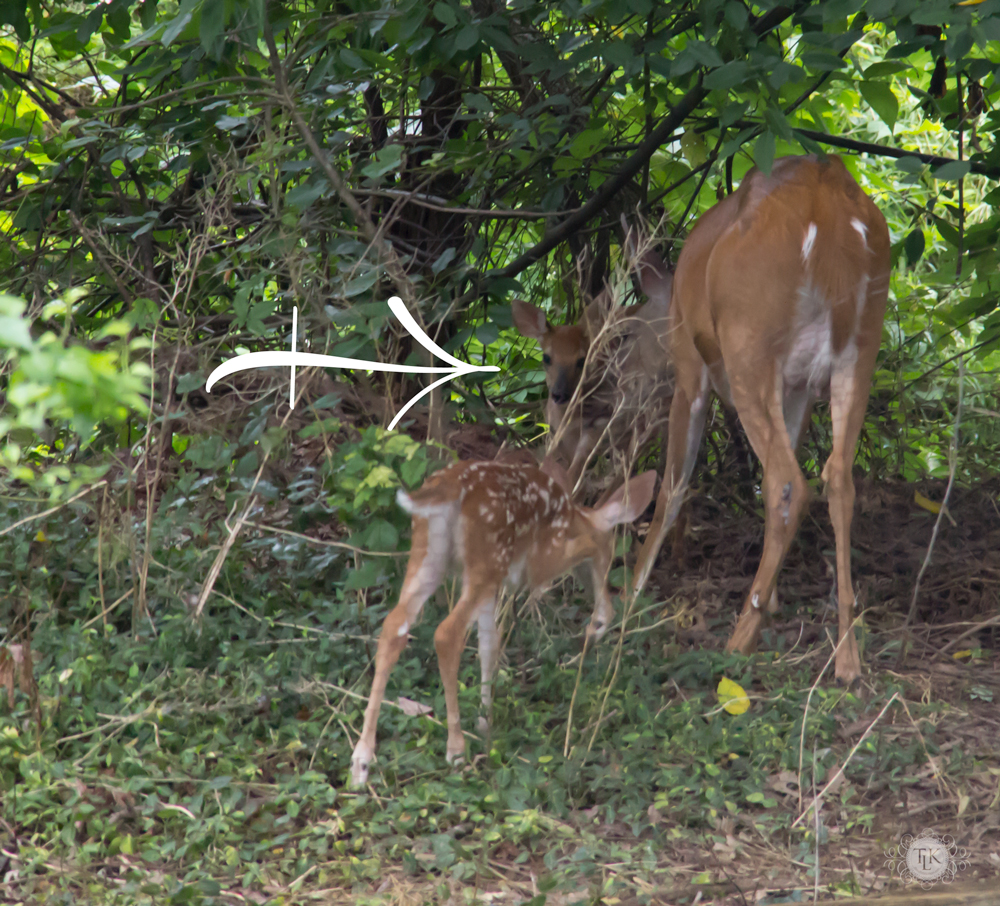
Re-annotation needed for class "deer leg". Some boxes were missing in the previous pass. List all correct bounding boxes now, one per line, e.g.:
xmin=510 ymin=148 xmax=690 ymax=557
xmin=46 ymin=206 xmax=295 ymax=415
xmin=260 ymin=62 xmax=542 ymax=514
xmin=632 ymin=365 xmax=711 ymax=597
xmin=820 ymin=357 xmax=870 ymax=684
xmin=566 ymin=427 xmax=598 ymax=489
xmin=351 ymin=518 xmax=444 ymax=787
xmin=476 ymin=600 xmax=500 ymax=739
xmin=585 ymin=545 xmax=615 ymax=641
xmin=435 ymin=581 xmax=495 ymax=765
xmin=726 ymin=373 xmax=811 ymax=655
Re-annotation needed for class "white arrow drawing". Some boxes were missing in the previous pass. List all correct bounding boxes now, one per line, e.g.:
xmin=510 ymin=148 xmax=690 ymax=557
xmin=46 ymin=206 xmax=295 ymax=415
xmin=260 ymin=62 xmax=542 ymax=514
xmin=205 ymin=296 xmax=499 ymax=430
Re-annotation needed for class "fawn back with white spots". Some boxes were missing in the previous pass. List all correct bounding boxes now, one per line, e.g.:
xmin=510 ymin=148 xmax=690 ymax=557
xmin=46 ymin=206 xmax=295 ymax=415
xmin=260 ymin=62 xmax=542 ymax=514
xmin=512 ymin=224 xmax=675 ymax=489
xmin=630 ymin=155 xmax=891 ymax=684
xmin=350 ymin=458 xmax=656 ymax=787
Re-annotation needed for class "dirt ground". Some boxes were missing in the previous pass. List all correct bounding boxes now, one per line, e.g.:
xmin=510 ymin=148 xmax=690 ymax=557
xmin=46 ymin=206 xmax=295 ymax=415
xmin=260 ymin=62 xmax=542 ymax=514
xmin=623 ymin=474 xmax=1000 ymax=904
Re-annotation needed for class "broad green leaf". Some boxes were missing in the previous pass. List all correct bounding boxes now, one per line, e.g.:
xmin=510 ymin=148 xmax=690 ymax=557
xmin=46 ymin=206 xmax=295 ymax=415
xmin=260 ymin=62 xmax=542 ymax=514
xmin=934 ymin=215 xmax=962 ymax=247
xmin=862 ymin=60 xmax=911 ymax=79
xmin=199 ymin=0 xmax=226 ymax=56
xmin=704 ymin=61 xmax=750 ymax=91
xmin=454 ymin=24 xmax=479 ymax=51
xmin=903 ymin=229 xmax=925 ymax=267
xmin=0 ymin=294 xmax=32 ymax=350
xmin=161 ymin=0 xmax=196 ymax=47
xmin=895 ymin=156 xmax=924 ymax=174
xmin=932 ymin=160 xmax=971 ymax=181
xmin=859 ymin=80 xmax=898 ymax=131
xmin=753 ymin=130 xmax=775 ymax=175
xmin=361 ymin=143 xmax=404 ymax=179
xmin=433 ymin=2 xmax=456 ymax=27
xmin=343 ymin=270 xmax=378 ymax=297
xmin=685 ymin=40 xmax=723 ymax=68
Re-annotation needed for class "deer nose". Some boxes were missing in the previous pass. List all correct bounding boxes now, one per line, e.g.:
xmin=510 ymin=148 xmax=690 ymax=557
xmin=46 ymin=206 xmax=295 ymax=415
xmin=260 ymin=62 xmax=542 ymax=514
xmin=550 ymin=375 xmax=573 ymax=404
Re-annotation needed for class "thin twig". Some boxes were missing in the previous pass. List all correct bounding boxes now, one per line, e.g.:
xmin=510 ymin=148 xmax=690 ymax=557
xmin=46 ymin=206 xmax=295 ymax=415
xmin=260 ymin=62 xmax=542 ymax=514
xmin=792 ymin=692 xmax=899 ymax=828
xmin=243 ymin=520 xmax=407 ymax=557
xmin=905 ymin=360 xmax=965 ymax=626
xmin=0 ymin=480 xmax=106 ymax=539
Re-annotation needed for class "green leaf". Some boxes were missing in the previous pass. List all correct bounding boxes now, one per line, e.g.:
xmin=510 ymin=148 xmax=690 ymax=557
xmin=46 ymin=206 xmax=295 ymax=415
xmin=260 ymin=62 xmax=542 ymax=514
xmin=433 ymin=2 xmax=456 ymax=28
xmin=343 ymin=271 xmax=378 ymax=297
xmin=454 ymin=24 xmax=479 ymax=51
xmin=365 ymin=519 xmax=399 ymax=551
xmin=463 ymin=92 xmax=493 ymax=114
xmin=895 ymin=156 xmax=924 ymax=174
xmin=685 ymin=40 xmax=724 ymax=68
xmin=903 ymin=229 xmax=925 ymax=267
xmin=933 ymin=215 xmax=961 ymax=247
xmin=753 ymin=130 xmax=775 ymax=176
xmin=862 ymin=61 xmax=911 ymax=79
xmin=932 ymin=160 xmax=970 ymax=181
xmin=344 ymin=560 xmax=381 ymax=589
xmin=0 ymin=0 xmax=30 ymax=40
xmin=763 ymin=106 xmax=793 ymax=141
xmin=0 ymin=294 xmax=32 ymax=350
xmin=199 ymin=0 xmax=226 ymax=56
xmin=431 ymin=247 xmax=457 ymax=274
xmin=161 ymin=0 xmax=195 ymax=47
xmin=704 ymin=61 xmax=750 ymax=91
xmin=718 ymin=101 xmax=747 ymax=128
xmin=361 ymin=143 xmax=404 ymax=179
xmin=176 ymin=372 xmax=204 ymax=394
xmin=858 ymin=80 xmax=898 ymax=131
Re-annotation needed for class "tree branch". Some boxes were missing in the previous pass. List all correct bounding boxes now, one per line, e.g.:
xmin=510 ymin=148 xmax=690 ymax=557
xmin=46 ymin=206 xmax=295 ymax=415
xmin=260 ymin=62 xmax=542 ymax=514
xmin=484 ymin=3 xmax=811 ymax=284
xmin=793 ymin=128 xmax=1000 ymax=178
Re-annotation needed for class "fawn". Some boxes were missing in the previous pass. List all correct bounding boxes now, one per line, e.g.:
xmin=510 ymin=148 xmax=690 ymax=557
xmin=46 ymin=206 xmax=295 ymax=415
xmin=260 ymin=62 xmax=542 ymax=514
xmin=512 ymin=225 xmax=674 ymax=490
xmin=350 ymin=458 xmax=655 ymax=786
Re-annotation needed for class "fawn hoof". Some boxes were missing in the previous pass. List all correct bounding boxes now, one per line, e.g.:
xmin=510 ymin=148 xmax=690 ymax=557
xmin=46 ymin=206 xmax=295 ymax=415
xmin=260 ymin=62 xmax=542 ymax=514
xmin=350 ymin=743 xmax=373 ymax=788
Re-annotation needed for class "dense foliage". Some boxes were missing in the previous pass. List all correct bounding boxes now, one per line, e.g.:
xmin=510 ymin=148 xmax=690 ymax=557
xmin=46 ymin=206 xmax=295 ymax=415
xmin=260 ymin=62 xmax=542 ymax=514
xmin=2 ymin=0 xmax=1000 ymax=902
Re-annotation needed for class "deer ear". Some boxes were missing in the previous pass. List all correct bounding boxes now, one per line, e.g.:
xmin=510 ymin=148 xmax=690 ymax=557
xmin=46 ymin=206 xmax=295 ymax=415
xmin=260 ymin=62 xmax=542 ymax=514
xmin=582 ymin=294 xmax=607 ymax=343
xmin=590 ymin=470 xmax=657 ymax=530
xmin=635 ymin=252 xmax=673 ymax=311
xmin=539 ymin=455 xmax=572 ymax=496
xmin=512 ymin=300 xmax=548 ymax=340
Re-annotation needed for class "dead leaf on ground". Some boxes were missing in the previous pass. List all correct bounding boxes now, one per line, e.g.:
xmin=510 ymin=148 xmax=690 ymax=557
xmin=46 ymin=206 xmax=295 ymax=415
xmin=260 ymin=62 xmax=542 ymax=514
xmin=396 ymin=696 xmax=433 ymax=717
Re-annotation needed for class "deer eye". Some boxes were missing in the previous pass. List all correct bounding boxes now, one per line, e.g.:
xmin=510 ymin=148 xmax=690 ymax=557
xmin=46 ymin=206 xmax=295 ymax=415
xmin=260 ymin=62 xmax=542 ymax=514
xmin=576 ymin=357 xmax=586 ymax=369
xmin=542 ymin=354 xmax=551 ymax=365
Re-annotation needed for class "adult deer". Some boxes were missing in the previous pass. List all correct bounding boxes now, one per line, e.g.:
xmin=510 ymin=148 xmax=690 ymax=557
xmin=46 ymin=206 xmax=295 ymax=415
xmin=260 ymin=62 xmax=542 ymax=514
xmin=512 ymin=229 xmax=674 ymax=490
xmin=630 ymin=155 xmax=890 ymax=683
xmin=350 ymin=459 xmax=656 ymax=786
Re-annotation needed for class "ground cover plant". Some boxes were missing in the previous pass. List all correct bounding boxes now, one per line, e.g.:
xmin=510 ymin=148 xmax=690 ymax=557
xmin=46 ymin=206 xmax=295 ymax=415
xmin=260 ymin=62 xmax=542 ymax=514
xmin=2 ymin=0 xmax=1000 ymax=902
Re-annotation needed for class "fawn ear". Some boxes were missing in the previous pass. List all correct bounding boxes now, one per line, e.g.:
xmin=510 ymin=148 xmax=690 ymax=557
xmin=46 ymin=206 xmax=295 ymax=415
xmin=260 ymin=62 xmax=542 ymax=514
xmin=512 ymin=300 xmax=549 ymax=340
xmin=590 ymin=470 xmax=657 ymax=530
xmin=539 ymin=455 xmax=572 ymax=496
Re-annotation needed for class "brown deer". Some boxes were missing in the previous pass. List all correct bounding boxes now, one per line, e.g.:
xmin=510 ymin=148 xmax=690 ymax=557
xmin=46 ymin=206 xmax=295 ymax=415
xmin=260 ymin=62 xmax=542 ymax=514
xmin=512 ymin=227 xmax=675 ymax=491
xmin=629 ymin=155 xmax=891 ymax=683
xmin=349 ymin=458 xmax=656 ymax=786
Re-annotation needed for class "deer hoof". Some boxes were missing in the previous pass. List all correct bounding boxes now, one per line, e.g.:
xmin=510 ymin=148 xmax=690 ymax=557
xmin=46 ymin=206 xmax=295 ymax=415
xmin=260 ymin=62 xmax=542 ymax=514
xmin=587 ymin=619 xmax=608 ymax=642
xmin=350 ymin=743 xmax=373 ymax=788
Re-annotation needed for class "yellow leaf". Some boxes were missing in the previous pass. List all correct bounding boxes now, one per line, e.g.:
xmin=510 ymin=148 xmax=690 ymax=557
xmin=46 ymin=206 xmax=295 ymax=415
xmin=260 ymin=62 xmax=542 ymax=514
xmin=717 ymin=677 xmax=750 ymax=715
xmin=35 ymin=530 xmax=47 ymax=542
xmin=958 ymin=0 xmax=986 ymax=5
xmin=914 ymin=490 xmax=941 ymax=513
xmin=953 ymin=650 xmax=972 ymax=659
